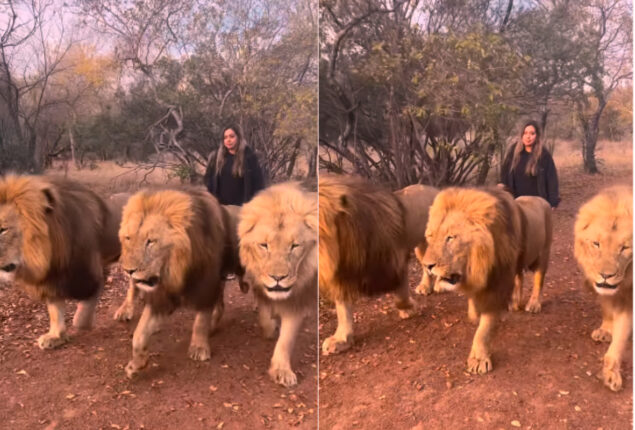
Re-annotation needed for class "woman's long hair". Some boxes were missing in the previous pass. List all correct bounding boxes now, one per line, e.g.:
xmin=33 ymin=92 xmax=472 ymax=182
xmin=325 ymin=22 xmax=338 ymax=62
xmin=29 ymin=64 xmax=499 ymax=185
xmin=510 ymin=120 xmax=543 ymax=176
xmin=215 ymin=125 xmax=246 ymax=177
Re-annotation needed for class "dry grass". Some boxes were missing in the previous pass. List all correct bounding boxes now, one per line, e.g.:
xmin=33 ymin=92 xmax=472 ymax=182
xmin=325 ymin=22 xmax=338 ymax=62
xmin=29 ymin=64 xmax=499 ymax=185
xmin=551 ymin=138 xmax=632 ymax=170
xmin=45 ymin=161 xmax=180 ymax=195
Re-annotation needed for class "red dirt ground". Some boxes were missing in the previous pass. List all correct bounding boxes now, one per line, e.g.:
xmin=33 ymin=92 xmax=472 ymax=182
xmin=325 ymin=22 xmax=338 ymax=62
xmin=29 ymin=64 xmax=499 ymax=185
xmin=319 ymin=163 xmax=633 ymax=429
xmin=0 ymin=274 xmax=318 ymax=429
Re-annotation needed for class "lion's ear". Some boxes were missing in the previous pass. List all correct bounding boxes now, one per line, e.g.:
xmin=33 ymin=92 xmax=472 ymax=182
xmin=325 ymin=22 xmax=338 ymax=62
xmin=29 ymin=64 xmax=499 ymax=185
xmin=466 ymin=230 xmax=495 ymax=289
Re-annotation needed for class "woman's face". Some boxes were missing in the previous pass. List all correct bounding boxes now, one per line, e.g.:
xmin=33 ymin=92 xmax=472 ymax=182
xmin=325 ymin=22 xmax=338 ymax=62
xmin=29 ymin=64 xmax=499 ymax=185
xmin=522 ymin=125 xmax=537 ymax=148
xmin=223 ymin=128 xmax=238 ymax=154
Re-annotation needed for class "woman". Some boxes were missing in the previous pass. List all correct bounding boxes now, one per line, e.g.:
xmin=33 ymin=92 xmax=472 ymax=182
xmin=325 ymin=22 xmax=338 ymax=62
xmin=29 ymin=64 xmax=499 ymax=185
xmin=500 ymin=120 xmax=560 ymax=208
xmin=204 ymin=125 xmax=265 ymax=206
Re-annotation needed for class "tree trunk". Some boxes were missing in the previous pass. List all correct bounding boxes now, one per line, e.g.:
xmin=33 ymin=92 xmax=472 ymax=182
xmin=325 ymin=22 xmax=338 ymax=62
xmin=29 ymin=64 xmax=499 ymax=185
xmin=69 ymin=122 xmax=80 ymax=170
xmin=579 ymin=100 xmax=606 ymax=174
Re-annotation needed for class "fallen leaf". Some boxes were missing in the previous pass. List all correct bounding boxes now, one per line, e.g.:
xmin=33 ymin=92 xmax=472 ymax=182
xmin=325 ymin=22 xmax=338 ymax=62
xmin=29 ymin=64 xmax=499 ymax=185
xmin=511 ymin=420 xmax=521 ymax=427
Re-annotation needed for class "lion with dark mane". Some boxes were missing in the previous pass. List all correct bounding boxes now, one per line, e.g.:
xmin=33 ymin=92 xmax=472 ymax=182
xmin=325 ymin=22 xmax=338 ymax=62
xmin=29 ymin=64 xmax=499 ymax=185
xmin=319 ymin=175 xmax=417 ymax=355
xmin=422 ymin=187 xmax=522 ymax=374
xmin=0 ymin=174 xmax=121 ymax=349
xmin=574 ymin=186 xmax=632 ymax=392
xmin=118 ymin=188 xmax=239 ymax=378
xmin=238 ymin=182 xmax=317 ymax=387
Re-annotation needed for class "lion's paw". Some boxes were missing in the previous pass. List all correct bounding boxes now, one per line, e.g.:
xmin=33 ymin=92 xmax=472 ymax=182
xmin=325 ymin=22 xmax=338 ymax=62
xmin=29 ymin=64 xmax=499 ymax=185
xmin=508 ymin=301 xmax=522 ymax=312
xmin=114 ymin=304 xmax=134 ymax=322
xmin=592 ymin=328 xmax=612 ymax=343
xmin=37 ymin=333 xmax=68 ymax=350
xmin=188 ymin=343 xmax=211 ymax=361
xmin=125 ymin=358 xmax=148 ymax=379
xmin=397 ymin=307 xmax=417 ymax=319
xmin=524 ymin=299 xmax=542 ymax=313
xmin=269 ymin=366 xmax=297 ymax=387
xmin=467 ymin=354 xmax=492 ymax=375
xmin=322 ymin=335 xmax=353 ymax=355
xmin=415 ymin=283 xmax=432 ymax=296
xmin=603 ymin=356 xmax=623 ymax=392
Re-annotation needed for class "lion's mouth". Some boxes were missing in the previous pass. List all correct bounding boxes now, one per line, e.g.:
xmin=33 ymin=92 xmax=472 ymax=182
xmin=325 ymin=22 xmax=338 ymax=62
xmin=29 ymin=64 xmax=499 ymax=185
xmin=1 ymin=263 xmax=17 ymax=273
xmin=265 ymin=285 xmax=292 ymax=293
xmin=134 ymin=276 xmax=159 ymax=288
xmin=595 ymin=282 xmax=618 ymax=290
xmin=441 ymin=274 xmax=461 ymax=285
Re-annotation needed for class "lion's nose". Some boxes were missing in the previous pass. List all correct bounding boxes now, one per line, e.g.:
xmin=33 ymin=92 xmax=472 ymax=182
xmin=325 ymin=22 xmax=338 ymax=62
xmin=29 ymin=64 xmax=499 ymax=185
xmin=271 ymin=274 xmax=288 ymax=282
xmin=600 ymin=272 xmax=616 ymax=280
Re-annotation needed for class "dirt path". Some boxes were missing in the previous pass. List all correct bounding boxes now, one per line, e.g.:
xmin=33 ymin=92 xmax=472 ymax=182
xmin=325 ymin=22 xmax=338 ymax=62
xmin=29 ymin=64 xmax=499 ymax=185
xmin=0 ymin=273 xmax=318 ymax=429
xmin=319 ymin=163 xmax=632 ymax=429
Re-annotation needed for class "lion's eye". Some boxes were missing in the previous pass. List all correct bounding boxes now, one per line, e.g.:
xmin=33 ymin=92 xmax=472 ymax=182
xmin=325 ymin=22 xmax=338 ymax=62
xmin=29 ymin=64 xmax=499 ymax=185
xmin=291 ymin=243 xmax=300 ymax=250
xmin=592 ymin=241 xmax=600 ymax=248
xmin=259 ymin=243 xmax=268 ymax=250
xmin=620 ymin=245 xmax=630 ymax=253
xmin=445 ymin=235 xmax=455 ymax=243
xmin=0 ymin=227 xmax=6 ymax=235
xmin=146 ymin=239 xmax=156 ymax=247
xmin=124 ymin=236 xmax=130 ymax=241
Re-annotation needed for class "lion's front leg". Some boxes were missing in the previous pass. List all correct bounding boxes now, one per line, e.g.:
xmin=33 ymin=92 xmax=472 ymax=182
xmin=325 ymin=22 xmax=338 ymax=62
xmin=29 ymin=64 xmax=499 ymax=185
xmin=258 ymin=301 xmax=278 ymax=339
xmin=510 ymin=272 xmax=523 ymax=311
xmin=592 ymin=300 xmax=614 ymax=343
xmin=467 ymin=312 xmax=497 ymax=375
xmin=210 ymin=297 xmax=224 ymax=334
xmin=73 ymin=295 xmax=98 ymax=329
xmin=188 ymin=311 xmax=212 ymax=361
xmin=38 ymin=299 xmax=69 ymax=349
xmin=525 ymin=269 xmax=545 ymax=313
xmin=269 ymin=311 xmax=304 ymax=387
xmin=125 ymin=305 xmax=160 ymax=378
xmin=322 ymin=299 xmax=354 ymax=355
xmin=114 ymin=279 xmax=136 ymax=322
xmin=602 ymin=310 xmax=632 ymax=392
xmin=467 ymin=298 xmax=479 ymax=324
xmin=394 ymin=275 xmax=417 ymax=319
xmin=414 ymin=246 xmax=433 ymax=295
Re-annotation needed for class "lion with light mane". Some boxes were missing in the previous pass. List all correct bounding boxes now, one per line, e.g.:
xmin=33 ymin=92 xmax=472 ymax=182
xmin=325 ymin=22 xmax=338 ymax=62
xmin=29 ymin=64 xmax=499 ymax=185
xmin=119 ymin=188 xmax=238 ymax=378
xmin=574 ymin=186 xmax=632 ymax=392
xmin=319 ymin=175 xmax=423 ymax=355
xmin=422 ymin=187 xmax=522 ymax=374
xmin=238 ymin=182 xmax=317 ymax=387
xmin=0 ymin=174 xmax=121 ymax=349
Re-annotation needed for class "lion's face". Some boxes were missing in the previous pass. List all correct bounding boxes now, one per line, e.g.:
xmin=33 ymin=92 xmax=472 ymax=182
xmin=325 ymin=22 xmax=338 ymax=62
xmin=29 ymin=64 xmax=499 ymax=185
xmin=423 ymin=211 xmax=494 ymax=292
xmin=119 ymin=213 xmax=181 ymax=293
xmin=244 ymin=219 xmax=316 ymax=301
xmin=239 ymin=184 xmax=317 ymax=301
xmin=0 ymin=204 xmax=23 ymax=282
xmin=575 ymin=216 xmax=632 ymax=297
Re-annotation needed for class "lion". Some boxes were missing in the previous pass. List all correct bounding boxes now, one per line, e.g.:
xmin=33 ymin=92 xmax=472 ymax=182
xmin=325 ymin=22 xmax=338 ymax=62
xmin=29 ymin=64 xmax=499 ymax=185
xmin=238 ymin=182 xmax=317 ymax=387
xmin=510 ymin=196 xmax=553 ymax=313
xmin=422 ymin=187 xmax=522 ymax=374
xmin=319 ymin=175 xmax=416 ymax=356
xmin=113 ymin=199 xmax=244 ymax=321
xmin=574 ymin=186 xmax=632 ymax=392
xmin=393 ymin=184 xmax=439 ymax=295
xmin=0 ymin=174 xmax=121 ymax=349
xmin=119 ymin=187 xmax=239 ymax=378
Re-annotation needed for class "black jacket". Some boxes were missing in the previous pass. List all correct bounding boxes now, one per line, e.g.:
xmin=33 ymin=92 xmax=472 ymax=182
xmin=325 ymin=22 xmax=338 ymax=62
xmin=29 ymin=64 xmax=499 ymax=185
xmin=500 ymin=146 xmax=560 ymax=208
xmin=204 ymin=145 xmax=265 ymax=205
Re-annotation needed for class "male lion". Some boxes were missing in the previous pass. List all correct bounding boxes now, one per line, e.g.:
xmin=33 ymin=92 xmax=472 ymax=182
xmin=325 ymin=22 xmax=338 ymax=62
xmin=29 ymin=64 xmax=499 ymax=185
xmin=394 ymin=184 xmax=439 ymax=295
xmin=238 ymin=182 xmax=317 ymax=387
xmin=113 ymin=200 xmax=243 ymax=321
xmin=0 ymin=174 xmax=121 ymax=349
xmin=574 ymin=186 xmax=632 ymax=392
xmin=422 ymin=187 xmax=522 ymax=374
xmin=119 ymin=188 xmax=238 ymax=378
xmin=319 ymin=175 xmax=415 ymax=355
xmin=510 ymin=196 xmax=553 ymax=313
